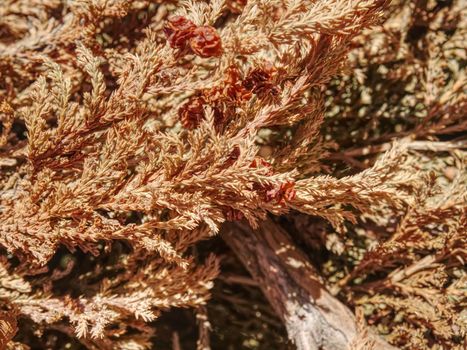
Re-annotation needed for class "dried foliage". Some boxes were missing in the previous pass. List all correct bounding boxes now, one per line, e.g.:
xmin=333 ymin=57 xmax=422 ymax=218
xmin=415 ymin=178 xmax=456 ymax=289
xmin=0 ymin=0 xmax=465 ymax=349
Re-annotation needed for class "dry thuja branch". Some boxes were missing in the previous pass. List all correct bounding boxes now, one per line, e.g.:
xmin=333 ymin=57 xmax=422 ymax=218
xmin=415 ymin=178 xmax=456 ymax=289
xmin=0 ymin=0 xmax=465 ymax=349
xmin=1 ymin=0 xmax=396 ymax=265
xmin=338 ymin=151 xmax=467 ymax=350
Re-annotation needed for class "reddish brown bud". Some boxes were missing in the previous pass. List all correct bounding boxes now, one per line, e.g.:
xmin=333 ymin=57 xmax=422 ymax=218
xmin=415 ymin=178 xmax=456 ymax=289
xmin=178 ymin=96 xmax=205 ymax=129
xmin=164 ymin=16 xmax=197 ymax=49
xmin=225 ymin=67 xmax=252 ymax=102
xmin=189 ymin=26 xmax=222 ymax=57
xmin=279 ymin=181 xmax=296 ymax=202
xmin=250 ymin=157 xmax=273 ymax=176
xmin=265 ymin=181 xmax=296 ymax=204
xmin=243 ymin=63 xmax=278 ymax=96
xmin=203 ymin=67 xmax=251 ymax=105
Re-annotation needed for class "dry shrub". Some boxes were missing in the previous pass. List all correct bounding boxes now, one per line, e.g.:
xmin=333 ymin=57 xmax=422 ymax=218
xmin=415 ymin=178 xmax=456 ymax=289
xmin=0 ymin=0 xmax=465 ymax=349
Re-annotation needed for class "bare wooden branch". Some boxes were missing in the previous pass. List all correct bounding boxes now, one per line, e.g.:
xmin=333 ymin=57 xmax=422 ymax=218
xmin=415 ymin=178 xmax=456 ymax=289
xmin=222 ymin=220 xmax=397 ymax=350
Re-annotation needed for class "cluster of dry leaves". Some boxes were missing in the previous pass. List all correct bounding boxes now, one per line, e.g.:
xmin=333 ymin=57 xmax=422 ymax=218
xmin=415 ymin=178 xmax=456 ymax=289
xmin=0 ymin=0 xmax=465 ymax=349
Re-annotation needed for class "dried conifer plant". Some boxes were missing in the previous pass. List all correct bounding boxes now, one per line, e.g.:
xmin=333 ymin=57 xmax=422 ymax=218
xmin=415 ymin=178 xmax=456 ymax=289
xmin=0 ymin=0 xmax=465 ymax=349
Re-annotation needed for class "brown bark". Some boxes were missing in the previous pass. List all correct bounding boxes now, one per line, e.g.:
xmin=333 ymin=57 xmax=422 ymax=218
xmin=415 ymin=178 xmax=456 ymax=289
xmin=221 ymin=219 xmax=396 ymax=350
xmin=0 ymin=310 xmax=17 ymax=349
